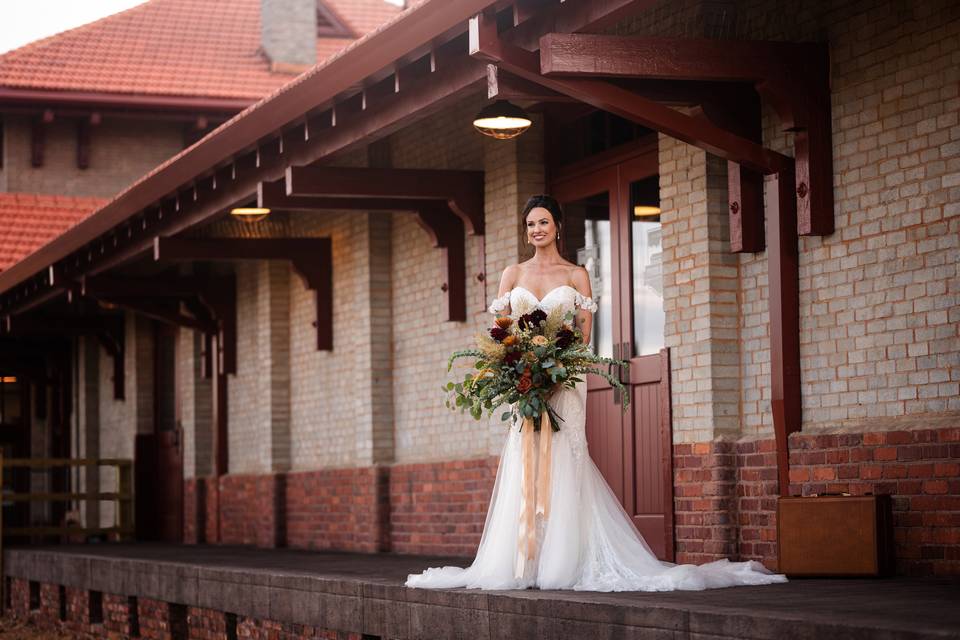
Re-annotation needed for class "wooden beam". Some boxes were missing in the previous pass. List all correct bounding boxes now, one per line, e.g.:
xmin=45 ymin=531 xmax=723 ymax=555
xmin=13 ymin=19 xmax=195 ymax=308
xmin=487 ymin=64 xmax=573 ymax=102
xmin=539 ymin=33 xmax=833 ymax=236
xmin=95 ymin=297 xmax=213 ymax=334
xmin=539 ymin=33 xmax=817 ymax=82
xmin=81 ymin=274 xmax=208 ymax=299
xmin=766 ymin=168 xmax=802 ymax=497
xmin=285 ymin=165 xmax=485 ymax=236
xmin=469 ymin=20 xmax=791 ymax=174
xmin=258 ymin=179 xmax=423 ymax=212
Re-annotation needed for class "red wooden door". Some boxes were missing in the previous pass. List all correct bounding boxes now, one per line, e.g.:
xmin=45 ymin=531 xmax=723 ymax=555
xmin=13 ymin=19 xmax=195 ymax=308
xmin=552 ymin=141 xmax=675 ymax=560
xmin=154 ymin=322 xmax=183 ymax=542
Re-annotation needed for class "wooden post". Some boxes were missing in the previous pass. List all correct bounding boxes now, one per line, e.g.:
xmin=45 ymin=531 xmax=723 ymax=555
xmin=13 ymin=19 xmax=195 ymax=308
xmin=766 ymin=167 xmax=802 ymax=496
xmin=117 ymin=461 xmax=133 ymax=540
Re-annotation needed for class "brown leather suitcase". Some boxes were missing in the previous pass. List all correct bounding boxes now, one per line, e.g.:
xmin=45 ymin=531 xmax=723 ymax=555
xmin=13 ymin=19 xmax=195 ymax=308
xmin=777 ymin=494 xmax=894 ymax=577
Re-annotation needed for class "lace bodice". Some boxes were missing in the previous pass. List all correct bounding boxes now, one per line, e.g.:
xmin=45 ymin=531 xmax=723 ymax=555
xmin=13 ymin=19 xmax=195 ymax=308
xmin=488 ymin=285 xmax=597 ymax=316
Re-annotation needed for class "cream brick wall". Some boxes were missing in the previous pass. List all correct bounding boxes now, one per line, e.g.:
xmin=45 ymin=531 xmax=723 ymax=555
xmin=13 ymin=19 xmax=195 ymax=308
xmin=0 ymin=116 xmax=184 ymax=198
xmin=287 ymin=193 xmax=379 ymax=470
xmin=627 ymin=0 xmax=960 ymax=442
xmin=660 ymin=138 xmax=742 ymax=444
xmin=738 ymin=0 xmax=960 ymax=436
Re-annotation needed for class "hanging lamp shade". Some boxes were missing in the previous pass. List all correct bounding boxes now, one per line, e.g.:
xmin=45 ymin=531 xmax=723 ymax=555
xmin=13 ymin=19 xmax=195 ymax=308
xmin=230 ymin=206 xmax=271 ymax=223
xmin=473 ymin=100 xmax=532 ymax=140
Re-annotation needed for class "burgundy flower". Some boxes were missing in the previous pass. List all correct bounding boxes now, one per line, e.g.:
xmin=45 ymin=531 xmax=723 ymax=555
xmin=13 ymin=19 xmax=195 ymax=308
xmin=518 ymin=308 xmax=547 ymax=331
xmin=489 ymin=326 xmax=509 ymax=342
xmin=504 ymin=351 xmax=522 ymax=365
xmin=555 ymin=328 xmax=575 ymax=350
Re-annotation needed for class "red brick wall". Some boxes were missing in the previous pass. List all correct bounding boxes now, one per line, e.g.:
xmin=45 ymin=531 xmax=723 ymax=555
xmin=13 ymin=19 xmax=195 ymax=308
xmin=673 ymin=442 xmax=739 ymax=565
xmin=389 ymin=457 xmax=497 ymax=557
xmin=285 ymin=466 xmax=389 ymax=553
xmin=64 ymin=586 xmax=94 ymax=634
xmin=183 ymin=478 xmax=199 ymax=544
xmin=104 ymin=593 xmax=134 ymax=638
xmin=219 ymin=474 xmax=285 ymax=548
xmin=182 ymin=458 xmax=495 ymax=557
xmin=676 ymin=426 xmax=960 ymax=576
xmin=186 ymin=606 xmax=228 ymax=639
xmin=236 ymin=617 xmax=357 ymax=639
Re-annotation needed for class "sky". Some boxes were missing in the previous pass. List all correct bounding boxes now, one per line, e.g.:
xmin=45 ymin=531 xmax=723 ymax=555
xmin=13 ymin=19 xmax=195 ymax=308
xmin=1 ymin=1 xmax=148 ymax=54
xmin=0 ymin=0 xmax=406 ymax=55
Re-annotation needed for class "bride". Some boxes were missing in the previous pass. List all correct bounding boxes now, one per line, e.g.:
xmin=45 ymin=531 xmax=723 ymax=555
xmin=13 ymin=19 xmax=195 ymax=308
xmin=406 ymin=195 xmax=786 ymax=592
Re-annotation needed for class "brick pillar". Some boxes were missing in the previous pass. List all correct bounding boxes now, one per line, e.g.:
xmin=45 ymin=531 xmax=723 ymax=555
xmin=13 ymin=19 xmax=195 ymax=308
xmin=78 ymin=336 xmax=100 ymax=530
xmin=258 ymin=260 xmax=292 ymax=475
xmin=660 ymin=133 xmax=742 ymax=562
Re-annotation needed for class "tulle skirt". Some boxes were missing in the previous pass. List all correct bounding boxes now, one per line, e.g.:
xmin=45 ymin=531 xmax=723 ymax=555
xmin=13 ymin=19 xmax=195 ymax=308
xmin=405 ymin=381 xmax=787 ymax=591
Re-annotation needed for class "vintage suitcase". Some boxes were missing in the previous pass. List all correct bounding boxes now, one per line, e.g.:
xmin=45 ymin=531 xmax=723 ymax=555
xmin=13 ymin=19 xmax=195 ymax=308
xmin=777 ymin=494 xmax=894 ymax=577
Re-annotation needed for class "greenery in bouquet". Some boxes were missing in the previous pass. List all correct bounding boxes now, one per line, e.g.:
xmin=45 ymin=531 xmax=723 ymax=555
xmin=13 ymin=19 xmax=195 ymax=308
xmin=444 ymin=304 xmax=629 ymax=432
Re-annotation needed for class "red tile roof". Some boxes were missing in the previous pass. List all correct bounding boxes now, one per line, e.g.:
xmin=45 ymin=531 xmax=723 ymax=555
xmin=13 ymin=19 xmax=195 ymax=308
xmin=0 ymin=0 xmax=402 ymax=101
xmin=0 ymin=193 xmax=107 ymax=272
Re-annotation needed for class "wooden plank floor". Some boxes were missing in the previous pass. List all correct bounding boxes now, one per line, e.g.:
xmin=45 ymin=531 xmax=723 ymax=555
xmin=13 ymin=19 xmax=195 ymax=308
xmin=4 ymin=544 xmax=959 ymax=639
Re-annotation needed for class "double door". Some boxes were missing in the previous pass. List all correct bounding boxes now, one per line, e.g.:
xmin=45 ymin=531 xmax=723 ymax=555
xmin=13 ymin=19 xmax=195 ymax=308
xmin=551 ymin=141 xmax=675 ymax=560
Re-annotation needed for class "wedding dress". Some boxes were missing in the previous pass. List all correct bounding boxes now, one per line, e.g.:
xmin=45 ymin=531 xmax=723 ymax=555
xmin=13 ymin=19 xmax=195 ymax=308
xmin=405 ymin=285 xmax=787 ymax=592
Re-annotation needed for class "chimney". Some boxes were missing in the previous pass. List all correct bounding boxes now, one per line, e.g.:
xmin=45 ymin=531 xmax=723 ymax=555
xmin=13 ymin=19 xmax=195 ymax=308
xmin=261 ymin=0 xmax=317 ymax=73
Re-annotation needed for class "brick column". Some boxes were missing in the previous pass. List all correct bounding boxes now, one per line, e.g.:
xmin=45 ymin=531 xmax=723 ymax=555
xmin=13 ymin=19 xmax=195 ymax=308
xmin=660 ymin=134 xmax=743 ymax=562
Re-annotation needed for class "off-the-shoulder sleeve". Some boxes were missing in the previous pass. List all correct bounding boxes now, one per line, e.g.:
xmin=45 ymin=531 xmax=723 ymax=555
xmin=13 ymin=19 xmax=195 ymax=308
xmin=574 ymin=291 xmax=598 ymax=313
xmin=488 ymin=291 xmax=511 ymax=315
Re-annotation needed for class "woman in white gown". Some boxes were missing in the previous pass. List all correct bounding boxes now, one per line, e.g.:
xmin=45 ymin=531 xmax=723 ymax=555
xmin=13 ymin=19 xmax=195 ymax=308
xmin=406 ymin=195 xmax=786 ymax=592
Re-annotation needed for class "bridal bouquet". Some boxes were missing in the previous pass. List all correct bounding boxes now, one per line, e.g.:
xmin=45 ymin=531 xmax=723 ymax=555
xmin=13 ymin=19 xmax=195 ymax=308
xmin=444 ymin=306 xmax=628 ymax=431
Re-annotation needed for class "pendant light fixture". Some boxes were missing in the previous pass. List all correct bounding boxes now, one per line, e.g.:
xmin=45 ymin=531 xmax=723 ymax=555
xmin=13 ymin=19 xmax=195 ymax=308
xmin=473 ymin=100 xmax=532 ymax=140
xmin=230 ymin=206 xmax=271 ymax=223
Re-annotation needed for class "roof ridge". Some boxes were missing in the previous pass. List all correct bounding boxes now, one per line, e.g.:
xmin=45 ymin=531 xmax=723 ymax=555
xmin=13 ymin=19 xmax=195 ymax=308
xmin=0 ymin=0 xmax=151 ymax=61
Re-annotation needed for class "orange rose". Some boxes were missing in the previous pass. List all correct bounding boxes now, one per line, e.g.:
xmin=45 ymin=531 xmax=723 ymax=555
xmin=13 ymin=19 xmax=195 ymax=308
xmin=516 ymin=376 xmax=533 ymax=393
xmin=495 ymin=316 xmax=513 ymax=329
xmin=502 ymin=335 xmax=518 ymax=347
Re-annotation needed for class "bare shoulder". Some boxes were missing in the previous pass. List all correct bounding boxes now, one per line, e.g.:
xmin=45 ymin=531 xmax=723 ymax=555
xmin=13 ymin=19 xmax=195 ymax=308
xmin=497 ymin=263 xmax=521 ymax=293
xmin=569 ymin=264 xmax=591 ymax=294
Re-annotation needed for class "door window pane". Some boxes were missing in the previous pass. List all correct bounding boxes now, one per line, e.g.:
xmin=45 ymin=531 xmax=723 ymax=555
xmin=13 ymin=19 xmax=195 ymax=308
xmin=562 ymin=193 xmax=613 ymax=358
xmin=630 ymin=178 xmax=665 ymax=356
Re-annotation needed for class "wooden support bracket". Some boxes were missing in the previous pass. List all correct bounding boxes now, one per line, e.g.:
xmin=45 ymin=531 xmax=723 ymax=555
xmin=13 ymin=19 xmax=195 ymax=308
xmin=154 ymin=237 xmax=329 ymax=352
xmin=280 ymin=165 xmax=482 ymax=322
xmin=263 ymin=178 xmax=469 ymax=321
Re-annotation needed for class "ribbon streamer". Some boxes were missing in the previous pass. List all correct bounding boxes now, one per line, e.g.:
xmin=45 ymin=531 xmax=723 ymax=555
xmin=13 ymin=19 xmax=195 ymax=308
xmin=514 ymin=410 xmax=553 ymax=580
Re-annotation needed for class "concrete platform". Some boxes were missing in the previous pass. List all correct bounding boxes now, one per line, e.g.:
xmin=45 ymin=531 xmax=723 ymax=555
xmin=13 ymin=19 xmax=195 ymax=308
xmin=3 ymin=544 xmax=959 ymax=639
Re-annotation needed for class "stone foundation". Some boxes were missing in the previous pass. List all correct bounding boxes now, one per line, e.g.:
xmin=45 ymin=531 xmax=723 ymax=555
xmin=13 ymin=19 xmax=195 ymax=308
xmin=3 ymin=578 xmax=373 ymax=640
